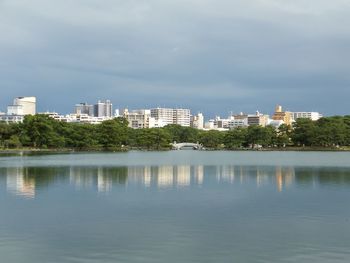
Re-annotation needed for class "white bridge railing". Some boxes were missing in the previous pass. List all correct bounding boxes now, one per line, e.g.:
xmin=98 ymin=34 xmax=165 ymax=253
xmin=171 ymin=142 xmax=204 ymax=150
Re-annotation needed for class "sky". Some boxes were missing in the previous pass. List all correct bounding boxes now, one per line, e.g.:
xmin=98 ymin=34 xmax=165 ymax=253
xmin=0 ymin=0 xmax=349 ymax=117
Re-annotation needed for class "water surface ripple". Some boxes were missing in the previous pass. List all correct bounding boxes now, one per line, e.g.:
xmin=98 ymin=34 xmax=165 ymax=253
xmin=1 ymin=151 xmax=350 ymax=263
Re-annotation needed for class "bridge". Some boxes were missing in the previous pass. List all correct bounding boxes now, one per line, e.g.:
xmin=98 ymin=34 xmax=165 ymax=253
xmin=171 ymin=142 xmax=204 ymax=150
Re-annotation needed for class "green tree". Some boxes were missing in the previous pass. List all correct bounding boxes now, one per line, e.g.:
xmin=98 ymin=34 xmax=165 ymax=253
xmin=245 ymin=125 xmax=276 ymax=148
xmin=19 ymin=115 xmax=65 ymax=148
xmin=314 ymin=117 xmax=347 ymax=146
xmin=97 ymin=118 xmax=129 ymax=149
xmin=5 ymin=135 xmax=21 ymax=148
xmin=0 ymin=122 xmax=18 ymax=148
xmin=291 ymin=118 xmax=316 ymax=146
xmin=276 ymin=124 xmax=292 ymax=147
xmin=163 ymin=125 xmax=200 ymax=143
xmin=64 ymin=123 xmax=99 ymax=150
xmin=199 ymin=130 xmax=224 ymax=149
xmin=135 ymin=128 xmax=171 ymax=150
xmin=223 ymin=128 xmax=247 ymax=149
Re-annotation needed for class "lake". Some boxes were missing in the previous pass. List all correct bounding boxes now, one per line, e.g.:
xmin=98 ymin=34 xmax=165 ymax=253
xmin=1 ymin=151 xmax=350 ymax=262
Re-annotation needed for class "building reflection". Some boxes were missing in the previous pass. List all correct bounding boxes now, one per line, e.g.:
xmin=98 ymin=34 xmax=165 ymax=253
xmin=214 ymin=165 xmax=295 ymax=192
xmin=69 ymin=167 xmax=127 ymax=192
xmin=7 ymin=164 xmax=350 ymax=198
xmin=6 ymin=167 xmax=35 ymax=199
xmin=216 ymin=166 xmax=235 ymax=184
xmin=275 ymin=166 xmax=295 ymax=192
xmin=127 ymin=165 xmax=203 ymax=189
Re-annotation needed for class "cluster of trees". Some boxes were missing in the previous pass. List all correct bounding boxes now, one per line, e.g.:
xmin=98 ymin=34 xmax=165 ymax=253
xmin=1 ymin=115 xmax=350 ymax=150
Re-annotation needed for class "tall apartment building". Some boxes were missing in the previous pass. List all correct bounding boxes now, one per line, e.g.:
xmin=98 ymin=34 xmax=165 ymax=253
xmin=190 ymin=113 xmax=204 ymax=129
xmin=292 ymin=112 xmax=323 ymax=121
xmin=12 ymin=97 xmax=36 ymax=115
xmin=124 ymin=109 xmax=152 ymax=129
xmin=173 ymin=108 xmax=191 ymax=127
xmin=94 ymin=100 xmax=113 ymax=118
xmin=150 ymin=108 xmax=191 ymax=127
xmin=75 ymin=103 xmax=94 ymax=116
xmin=272 ymin=105 xmax=293 ymax=126
xmin=150 ymin=108 xmax=174 ymax=126
xmin=247 ymin=111 xmax=269 ymax=127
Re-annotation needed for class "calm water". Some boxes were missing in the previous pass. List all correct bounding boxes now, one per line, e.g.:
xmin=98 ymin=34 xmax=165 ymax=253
xmin=1 ymin=151 xmax=350 ymax=263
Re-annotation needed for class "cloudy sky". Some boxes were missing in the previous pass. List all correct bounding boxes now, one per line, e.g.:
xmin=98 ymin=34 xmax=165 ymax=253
xmin=0 ymin=0 xmax=349 ymax=117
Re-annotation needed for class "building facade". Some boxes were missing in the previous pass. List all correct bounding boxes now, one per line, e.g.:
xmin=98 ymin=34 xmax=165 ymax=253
xmin=173 ymin=109 xmax=191 ymax=127
xmin=0 ymin=96 xmax=36 ymax=123
xmin=13 ymin=97 xmax=36 ymax=115
xmin=247 ymin=111 xmax=269 ymax=127
xmin=75 ymin=103 xmax=94 ymax=116
xmin=190 ymin=113 xmax=204 ymax=129
xmin=124 ymin=109 xmax=153 ymax=129
xmin=150 ymin=108 xmax=191 ymax=127
xmin=94 ymin=100 xmax=113 ymax=118
xmin=272 ymin=105 xmax=293 ymax=126
xmin=292 ymin=112 xmax=323 ymax=121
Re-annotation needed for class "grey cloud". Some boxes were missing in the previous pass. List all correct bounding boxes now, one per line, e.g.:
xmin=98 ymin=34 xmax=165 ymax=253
xmin=0 ymin=0 xmax=349 ymax=117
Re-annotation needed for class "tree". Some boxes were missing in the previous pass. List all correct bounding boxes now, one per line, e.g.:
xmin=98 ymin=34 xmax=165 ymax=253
xmin=223 ymin=128 xmax=247 ymax=149
xmin=5 ymin=135 xmax=22 ymax=148
xmin=64 ymin=123 xmax=99 ymax=150
xmin=245 ymin=125 xmax=276 ymax=148
xmin=276 ymin=124 xmax=292 ymax=147
xmin=0 ymin=122 xmax=18 ymax=148
xmin=19 ymin=115 xmax=65 ymax=148
xmin=163 ymin=125 xmax=200 ymax=143
xmin=291 ymin=118 xmax=316 ymax=146
xmin=199 ymin=130 xmax=224 ymax=149
xmin=97 ymin=118 xmax=129 ymax=149
xmin=135 ymin=128 xmax=171 ymax=150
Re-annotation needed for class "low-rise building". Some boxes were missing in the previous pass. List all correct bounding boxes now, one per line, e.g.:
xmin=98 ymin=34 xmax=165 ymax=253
xmin=49 ymin=113 xmax=113 ymax=124
xmin=247 ymin=111 xmax=269 ymax=127
xmin=228 ymin=119 xmax=248 ymax=129
xmin=0 ymin=115 xmax=24 ymax=123
xmin=272 ymin=105 xmax=293 ymax=126
xmin=292 ymin=112 xmax=323 ymax=121
xmin=124 ymin=109 xmax=152 ymax=129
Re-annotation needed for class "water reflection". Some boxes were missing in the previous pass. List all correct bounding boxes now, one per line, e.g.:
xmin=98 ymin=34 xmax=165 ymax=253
xmin=6 ymin=167 xmax=36 ymax=199
xmin=2 ymin=165 xmax=350 ymax=199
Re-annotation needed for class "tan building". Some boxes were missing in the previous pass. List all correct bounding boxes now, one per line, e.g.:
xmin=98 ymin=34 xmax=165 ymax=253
xmin=247 ymin=111 xmax=269 ymax=127
xmin=272 ymin=105 xmax=293 ymax=126
xmin=123 ymin=109 xmax=152 ymax=129
xmin=13 ymin=97 xmax=36 ymax=115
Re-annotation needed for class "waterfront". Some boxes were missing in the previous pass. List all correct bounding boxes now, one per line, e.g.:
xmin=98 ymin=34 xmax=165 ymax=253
xmin=1 ymin=151 xmax=350 ymax=262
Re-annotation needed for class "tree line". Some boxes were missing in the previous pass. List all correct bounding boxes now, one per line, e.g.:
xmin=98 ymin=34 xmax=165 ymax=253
xmin=1 ymin=114 xmax=350 ymax=150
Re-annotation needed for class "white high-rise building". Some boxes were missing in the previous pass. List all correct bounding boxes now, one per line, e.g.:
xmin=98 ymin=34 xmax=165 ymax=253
xmin=12 ymin=97 xmax=36 ymax=115
xmin=150 ymin=108 xmax=191 ymax=127
xmin=150 ymin=108 xmax=174 ymax=126
xmin=173 ymin=109 xmax=191 ymax=127
xmin=191 ymin=113 xmax=204 ymax=129
xmin=94 ymin=100 xmax=113 ymax=117
xmin=75 ymin=103 xmax=94 ymax=116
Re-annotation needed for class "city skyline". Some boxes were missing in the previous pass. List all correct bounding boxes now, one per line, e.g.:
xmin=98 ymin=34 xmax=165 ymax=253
xmin=0 ymin=95 xmax=327 ymax=118
xmin=1 ymin=1 xmax=349 ymax=117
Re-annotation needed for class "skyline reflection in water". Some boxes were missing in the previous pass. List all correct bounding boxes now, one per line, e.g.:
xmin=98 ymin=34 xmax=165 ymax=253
xmin=2 ymin=164 xmax=350 ymax=199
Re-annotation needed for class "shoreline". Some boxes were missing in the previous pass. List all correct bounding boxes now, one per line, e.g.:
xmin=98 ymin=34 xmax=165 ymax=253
xmin=1 ymin=146 xmax=350 ymax=155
